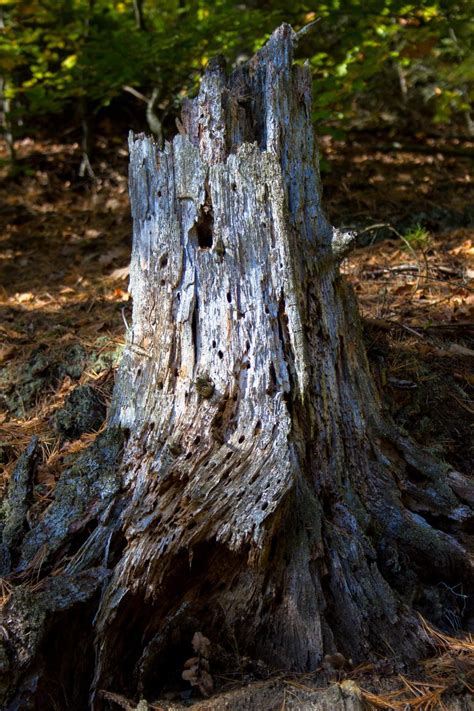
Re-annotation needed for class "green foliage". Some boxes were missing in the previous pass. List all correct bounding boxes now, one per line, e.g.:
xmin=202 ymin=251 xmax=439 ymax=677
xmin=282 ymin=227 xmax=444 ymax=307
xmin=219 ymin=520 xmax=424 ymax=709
xmin=402 ymin=223 xmax=432 ymax=251
xmin=305 ymin=1 xmax=473 ymax=131
xmin=0 ymin=0 xmax=472 ymax=142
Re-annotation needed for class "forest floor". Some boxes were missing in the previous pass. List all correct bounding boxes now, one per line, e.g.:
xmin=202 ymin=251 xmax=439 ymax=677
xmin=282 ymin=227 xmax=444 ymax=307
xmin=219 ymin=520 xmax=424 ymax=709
xmin=0 ymin=125 xmax=473 ymax=709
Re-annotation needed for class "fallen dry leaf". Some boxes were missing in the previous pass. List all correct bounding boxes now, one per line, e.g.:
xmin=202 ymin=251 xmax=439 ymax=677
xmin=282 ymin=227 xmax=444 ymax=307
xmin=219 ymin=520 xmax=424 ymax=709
xmin=109 ymin=265 xmax=130 ymax=281
xmin=17 ymin=291 xmax=34 ymax=303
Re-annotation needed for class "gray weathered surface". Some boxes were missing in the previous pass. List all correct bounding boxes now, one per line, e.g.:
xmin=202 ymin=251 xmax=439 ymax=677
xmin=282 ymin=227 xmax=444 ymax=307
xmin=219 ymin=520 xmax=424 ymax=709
xmin=0 ymin=23 xmax=472 ymax=711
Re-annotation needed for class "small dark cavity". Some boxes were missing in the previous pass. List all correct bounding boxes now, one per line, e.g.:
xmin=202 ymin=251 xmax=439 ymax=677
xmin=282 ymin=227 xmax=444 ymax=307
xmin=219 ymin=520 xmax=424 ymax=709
xmin=269 ymin=361 xmax=277 ymax=386
xmin=160 ymin=254 xmax=168 ymax=268
xmin=160 ymin=279 xmax=166 ymax=286
xmin=157 ymin=381 xmax=164 ymax=390
xmin=212 ymin=340 xmax=216 ymax=348
xmin=191 ymin=301 xmax=198 ymax=360
xmin=238 ymin=435 xmax=245 ymax=443
xmin=185 ymin=452 xmax=192 ymax=460
xmin=226 ymin=292 xmax=232 ymax=303
xmin=193 ymin=436 xmax=201 ymax=446
xmin=231 ymin=182 xmax=237 ymax=191
xmin=196 ymin=185 xmax=214 ymax=249
xmin=218 ymin=350 xmax=224 ymax=360
xmin=254 ymin=420 xmax=262 ymax=435
xmin=157 ymin=190 xmax=162 ymax=197
xmin=197 ymin=213 xmax=213 ymax=248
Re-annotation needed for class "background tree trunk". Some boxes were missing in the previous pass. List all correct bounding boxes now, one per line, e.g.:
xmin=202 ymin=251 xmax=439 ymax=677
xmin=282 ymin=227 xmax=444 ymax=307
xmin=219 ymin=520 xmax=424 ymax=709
xmin=1 ymin=24 xmax=473 ymax=711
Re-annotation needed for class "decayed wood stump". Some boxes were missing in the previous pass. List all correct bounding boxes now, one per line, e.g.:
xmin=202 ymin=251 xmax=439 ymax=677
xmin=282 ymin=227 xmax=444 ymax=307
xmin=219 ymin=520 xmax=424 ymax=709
xmin=1 ymin=24 xmax=473 ymax=711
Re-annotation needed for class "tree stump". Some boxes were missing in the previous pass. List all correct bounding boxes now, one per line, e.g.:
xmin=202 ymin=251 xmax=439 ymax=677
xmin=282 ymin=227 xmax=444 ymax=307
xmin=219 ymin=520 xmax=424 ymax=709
xmin=1 ymin=24 xmax=473 ymax=711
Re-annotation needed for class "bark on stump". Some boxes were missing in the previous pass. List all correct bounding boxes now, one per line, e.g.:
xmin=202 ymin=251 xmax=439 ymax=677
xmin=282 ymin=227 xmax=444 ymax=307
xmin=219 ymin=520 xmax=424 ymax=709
xmin=1 ymin=24 xmax=473 ymax=711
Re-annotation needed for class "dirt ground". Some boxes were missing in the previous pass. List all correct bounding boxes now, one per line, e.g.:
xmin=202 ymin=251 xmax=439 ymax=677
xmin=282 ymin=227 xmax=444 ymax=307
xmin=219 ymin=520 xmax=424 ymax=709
xmin=0 ymin=125 xmax=473 ymax=709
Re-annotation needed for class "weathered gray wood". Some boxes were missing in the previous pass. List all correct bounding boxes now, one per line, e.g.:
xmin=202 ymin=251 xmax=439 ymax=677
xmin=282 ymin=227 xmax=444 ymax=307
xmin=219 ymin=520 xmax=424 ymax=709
xmin=0 ymin=23 xmax=472 ymax=711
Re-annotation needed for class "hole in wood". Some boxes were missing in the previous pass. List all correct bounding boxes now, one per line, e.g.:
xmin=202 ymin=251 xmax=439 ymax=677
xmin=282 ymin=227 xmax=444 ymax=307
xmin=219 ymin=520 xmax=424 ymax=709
xmin=269 ymin=361 xmax=277 ymax=386
xmin=157 ymin=190 xmax=162 ymax=197
xmin=238 ymin=435 xmax=245 ymax=443
xmin=218 ymin=350 xmax=224 ymax=359
xmin=196 ymin=185 xmax=214 ymax=249
xmin=212 ymin=340 xmax=216 ymax=348
xmin=254 ymin=420 xmax=262 ymax=435
xmin=226 ymin=292 xmax=231 ymax=303
xmin=193 ymin=436 xmax=201 ymax=445
xmin=160 ymin=254 xmax=168 ymax=268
